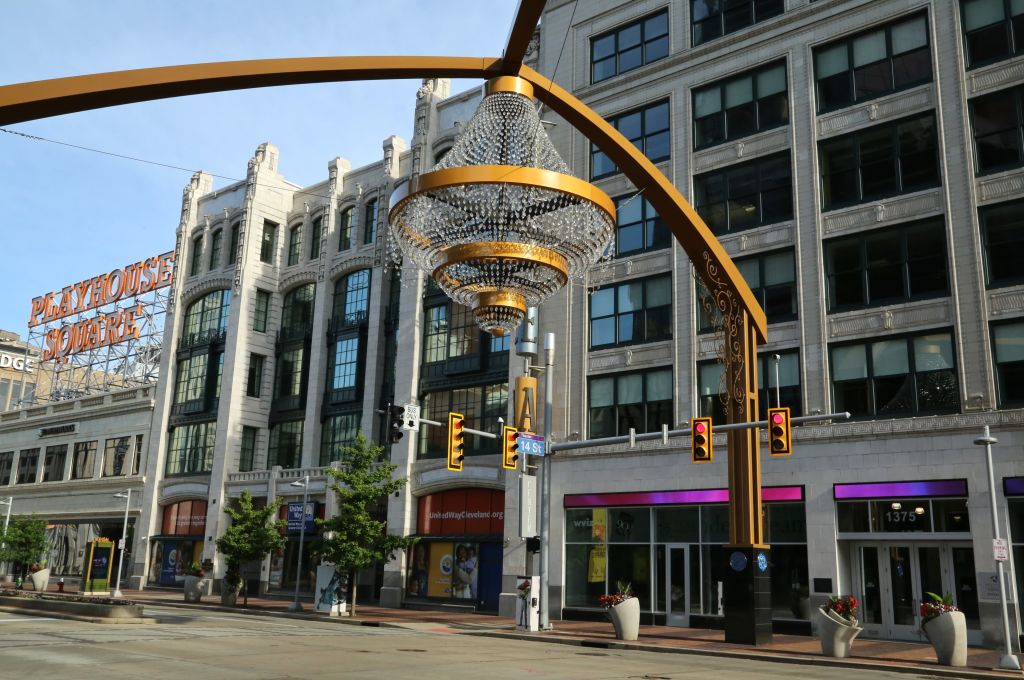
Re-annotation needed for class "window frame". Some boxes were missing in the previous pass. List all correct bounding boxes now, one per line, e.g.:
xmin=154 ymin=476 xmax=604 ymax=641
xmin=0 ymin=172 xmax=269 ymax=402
xmin=613 ymin=194 xmax=670 ymax=257
xmin=418 ymin=382 xmax=507 ymax=459
xmin=189 ymin=236 xmax=203 ymax=277
xmin=698 ymin=248 xmax=798 ymax=330
xmin=182 ymin=290 xmax=231 ymax=345
xmin=332 ymin=269 xmax=371 ymax=327
xmin=239 ymin=426 xmax=258 ymax=472
xmin=693 ymin=151 xmax=793 ymax=235
xmin=587 ymin=367 xmax=674 ymax=439
xmin=268 ymin=420 xmax=304 ymax=469
xmin=590 ymin=9 xmax=670 ymax=84
xmin=208 ymin=229 xmax=222 ymax=271
xmin=980 ymin=198 xmax=1024 ymax=288
xmin=970 ymin=85 xmax=1024 ymax=176
xmin=697 ymin=350 xmax=803 ymax=422
xmin=247 ymin=353 xmax=265 ymax=398
xmin=71 ymin=440 xmax=97 ymax=480
xmin=591 ymin=100 xmax=671 ymax=180
xmin=287 ymin=223 xmax=303 ymax=266
xmin=310 ymin=216 xmax=323 ymax=260
xmin=691 ymin=0 xmax=784 ymax=48
xmin=253 ymin=289 xmax=271 ymax=333
xmin=42 ymin=444 xmax=67 ymax=482
xmin=960 ymin=0 xmax=1024 ymax=69
xmin=259 ymin=221 xmax=278 ymax=264
xmin=692 ymin=61 xmax=789 ymax=150
xmin=338 ymin=207 xmax=355 ymax=251
xmin=364 ymin=198 xmax=378 ymax=245
xmin=16 ymin=448 xmax=39 ymax=484
xmin=589 ymin=274 xmax=673 ymax=350
xmin=227 ymin=222 xmax=240 ymax=265
xmin=321 ymin=412 xmax=361 ymax=466
xmin=991 ymin=319 xmax=1024 ymax=408
xmin=165 ymin=422 xmax=216 ymax=476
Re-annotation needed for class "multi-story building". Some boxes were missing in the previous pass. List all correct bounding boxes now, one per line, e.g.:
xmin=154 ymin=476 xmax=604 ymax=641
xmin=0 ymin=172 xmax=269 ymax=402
xmin=3 ymin=0 xmax=1024 ymax=653
xmin=0 ymin=330 xmax=42 ymax=411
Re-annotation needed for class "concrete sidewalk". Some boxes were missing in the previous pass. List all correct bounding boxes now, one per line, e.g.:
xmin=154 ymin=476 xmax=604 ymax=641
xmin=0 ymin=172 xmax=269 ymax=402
xmin=21 ymin=583 xmax=1024 ymax=679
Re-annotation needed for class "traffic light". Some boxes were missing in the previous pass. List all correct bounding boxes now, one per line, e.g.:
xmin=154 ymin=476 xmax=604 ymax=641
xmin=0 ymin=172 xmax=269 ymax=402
xmin=691 ymin=417 xmax=712 ymax=463
xmin=767 ymin=406 xmax=792 ymax=456
xmin=388 ymin=404 xmax=405 ymax=444
xmin=502 ymin=425 xmax=519 ymax=470
xmin=447 ymin=412 xmax=465 ymax=471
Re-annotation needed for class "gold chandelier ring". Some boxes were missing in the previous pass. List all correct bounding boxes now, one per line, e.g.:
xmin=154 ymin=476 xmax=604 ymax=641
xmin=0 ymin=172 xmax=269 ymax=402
xmin=431 ymin=241 xmax=570 ymax=283
xmin=388 ymin=165 xmax=616 ymax=222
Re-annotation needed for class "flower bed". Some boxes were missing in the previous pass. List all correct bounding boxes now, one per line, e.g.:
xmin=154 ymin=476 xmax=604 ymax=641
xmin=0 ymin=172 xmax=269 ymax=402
xmin=0 ymin=591 xmax=144 ymax=618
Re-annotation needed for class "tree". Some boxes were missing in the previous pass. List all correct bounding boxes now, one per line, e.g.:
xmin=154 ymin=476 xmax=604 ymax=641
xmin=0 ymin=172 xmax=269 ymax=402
xmin=318 ymin=433 xmax=415 ymax=616
xmin=215 ymin=490 xmax=285 ymax=606
xmin=0 ymin=515 xmax=48 ymax=578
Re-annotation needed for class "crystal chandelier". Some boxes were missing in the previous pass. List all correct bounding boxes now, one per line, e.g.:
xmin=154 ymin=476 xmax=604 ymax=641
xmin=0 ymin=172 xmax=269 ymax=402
xmin=389 ymin=76 xmax=616 ymax=336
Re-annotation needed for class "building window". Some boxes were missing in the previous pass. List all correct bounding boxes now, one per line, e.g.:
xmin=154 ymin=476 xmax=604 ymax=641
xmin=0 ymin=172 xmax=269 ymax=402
xmin=321 ymin=413 xmax=360 ymax=466
xmin=228 ymin=221 xmax=240 ymax=265
xmin=993 ymin=321 xmax=1024 ymax=407
xmin=247 ymin=353 xmax=265 ymax=398
xmin=825 ymin=218 xmax=948 ymax=312
xmin=310 ymin=216 xmax=323 ymax=260
xmin=165 ymin=423 xmax=216 ymax=476
xmin=419 ymin=383 xmax=507 ymax=459
xmin=448 ymin=304 xmax=479 ymax=359
xmin=42 ymin=444 xmax=66 ymax=482
xmin=254 ymin=289 xmax=271 ymax=333
xmin=182 ymin=289 xmax=231 ymax=345
xmin=830 ymin=331 xmax=960 ymax=418
xmin=0 ymin=452 xmax=11 ymax=485
xmin=615 ymin=195 xmax=669 ymax=257
xmin=338 ymin=207 xmax=355 ymax=251
xmin=693 ymin=62 xmax=788 ymax=149
xmin=591 ymin=9 xmax=669 ymax=83
xmin=819 ymin=114 xmax=939 ymax=211
xmin=970 ymin=85 xmax=1024 ymax=175
xmin=103 ymin=437 xmax=132 ymax=477
xmin=208 ymin=229 xmax=222 ymax=271
xmin=364 ymin=198 xmax=378 ymax=244
xmin=259 ymin=220 xmax=277 ymax=263
xmin=189 ymin=236 xmax=203 ymax=277
xmin=423 ymin=305 xmax=449 ymax=363
xmin=239 ymin=426 xmax=258 ymax=472
xmin=329 ymin=337 xmax=359 ymax=390
xmin=287 ymin=224 xmax=303 ymax=266
xmin=16 ymin=448 xmax=38 ymax=484
xmin=694 ymin=152 xmax=792 ymax=234
xmin=491 ymin=334 xmax=511 ymax=353
xmin=592 ymin=100 xmax=670 ymax=180
xmin=692 ymin=0 xmax=783 ymax=47
xmin=71 ymin=441 xmax=96 ymax=480
xmin=276 ymin=347 xmax=305 ymax=400
xmin=332 ymin=269 xmax=371 ymax=326
xmin=268 ymin=420 xmax=304 ymax=468
xmin=980 ymin=200 xmax=1024 ymax=288
xmin=589 ymin=275 xmax=672 ymax=349
xmin=282 ymin=284 xmax=315 ymax=334
xmin=588 ymin=367 xmax=672 ymax=438
xmin=174 ymin=353 xmax=209 ymax=405
xmin=961 ymin=0 xmax=1024 ymax=68
xmin=699 ymin=249 xmax=797 ymax=330
xmin=699 ymin=351 xmax=802 ymax=422
xmin=815 ymin=13 xmax=931 ymax=113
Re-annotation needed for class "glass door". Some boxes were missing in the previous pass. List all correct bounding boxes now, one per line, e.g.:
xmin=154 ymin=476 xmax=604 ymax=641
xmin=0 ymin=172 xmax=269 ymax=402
xmin=665 ymin=544 xmax=689 ymax=627
xmin=884 ymin=544 xmax=923 ymax=640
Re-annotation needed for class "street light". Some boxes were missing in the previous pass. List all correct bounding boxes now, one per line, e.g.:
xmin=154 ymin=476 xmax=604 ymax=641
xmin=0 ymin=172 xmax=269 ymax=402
xmin=973 ymin=426 xmax=1021 ymax=671
xmin=0 ymin=497 xmax=12 ymax=561
xmin=288 ymin=476 xmax=310 ymax=613
xmin=112 ymin=489 xmax=131 ymax=598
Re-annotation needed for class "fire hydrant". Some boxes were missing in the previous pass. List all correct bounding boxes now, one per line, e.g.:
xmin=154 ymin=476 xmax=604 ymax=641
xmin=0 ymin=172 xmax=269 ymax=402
xmin=57 ymin=578 xmax=65 ymax=593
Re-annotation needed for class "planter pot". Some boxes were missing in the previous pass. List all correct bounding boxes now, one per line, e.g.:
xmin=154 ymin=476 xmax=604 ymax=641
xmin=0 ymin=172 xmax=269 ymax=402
xmin=28 ymin=568 xmax=50 ymax=593
xmin=815 ymin=607 xmax=863 ymax=658
xmin=220 ymin=581 xmax=239 ymax=606
xmin=183 ymin=576 xmax=209 ymax=603
xmin=923 ymin=611 xmax=967 ymax=667
xmin=608 ymin=597 xmax=640 ymax=641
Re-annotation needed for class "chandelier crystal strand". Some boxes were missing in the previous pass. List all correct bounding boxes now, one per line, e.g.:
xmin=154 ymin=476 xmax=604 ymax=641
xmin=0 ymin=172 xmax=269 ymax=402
xmin=389 ymin=76 xmax=615 ymax=336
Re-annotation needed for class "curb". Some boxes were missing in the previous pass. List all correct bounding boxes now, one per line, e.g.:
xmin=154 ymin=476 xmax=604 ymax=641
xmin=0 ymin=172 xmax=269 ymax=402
xmin=0 ymin=605 xmax=156 ymax=625
xmin=466 ymin=631 xmax=1023 ymax=680
xmin=129 ymin=597 xmax=409 ymax=629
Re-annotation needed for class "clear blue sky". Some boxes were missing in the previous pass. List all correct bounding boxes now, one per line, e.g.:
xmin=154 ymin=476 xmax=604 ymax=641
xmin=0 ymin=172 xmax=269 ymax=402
xmin=0 ymin=1 xmax=518 ymax=335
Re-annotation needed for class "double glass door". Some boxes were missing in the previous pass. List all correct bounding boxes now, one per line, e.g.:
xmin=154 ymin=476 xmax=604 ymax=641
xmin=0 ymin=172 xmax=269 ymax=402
xmin=664 ymin=544 xmax=689 ymax=626
xmin=853 ymin=542 xmax=979 ymax=643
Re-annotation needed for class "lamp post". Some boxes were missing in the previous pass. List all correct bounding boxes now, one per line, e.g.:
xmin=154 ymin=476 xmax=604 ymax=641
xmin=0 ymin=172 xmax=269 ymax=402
xmin=288 ymin=476 xmax=310 ymax=613
xmin=1 ymin=497 xmax=12 ymax=570
xmin=973 ymin=426 xmax=1021 ymax=671
xmin=539 ymin=332 xmax=554 ymax=630
xmin=112 ymin=489 xmax=131 ymax=598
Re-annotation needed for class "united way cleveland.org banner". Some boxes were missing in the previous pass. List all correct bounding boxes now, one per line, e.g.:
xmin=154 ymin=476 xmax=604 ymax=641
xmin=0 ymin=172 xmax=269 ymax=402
xmin=416 ymin=488 xmax=504 ymax=536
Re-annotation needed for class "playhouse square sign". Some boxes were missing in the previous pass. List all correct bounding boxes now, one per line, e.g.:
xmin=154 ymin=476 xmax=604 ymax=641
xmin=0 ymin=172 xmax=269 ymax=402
xmin=29 ymin=251 xmax=175 ymax=362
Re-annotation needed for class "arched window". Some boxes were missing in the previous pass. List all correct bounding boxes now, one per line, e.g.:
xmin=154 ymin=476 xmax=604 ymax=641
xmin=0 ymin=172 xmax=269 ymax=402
xmin=182 ymin=290 xmax=231 ymax=344
xmin=287 ymin=223 xmax=303 ymax=266
xmin=281 ymin=283 xmax=315 ymax=332
xmin=332 ymin=269 xmax=370 ymax=326
xmin=208 ymin=229 xmax=222 ymax=271
xmin=364 ymin=198 xmax=378 ymax=244
xmin=338 ymin=207 xmax=354 ymax=251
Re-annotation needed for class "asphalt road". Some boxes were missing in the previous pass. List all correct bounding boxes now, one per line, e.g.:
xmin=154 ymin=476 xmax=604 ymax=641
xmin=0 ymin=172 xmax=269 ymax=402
xmin=0 ymin=608 xmax=944 ymax=679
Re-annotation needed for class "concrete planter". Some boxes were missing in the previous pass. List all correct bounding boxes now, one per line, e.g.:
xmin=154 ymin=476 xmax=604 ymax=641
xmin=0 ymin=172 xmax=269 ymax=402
xmin=0 ymin=594 xmax=143 ymax=619
xmin=183 ymin=576 xmax=210 ymax=603
xmin=28 ymin=568 xmax=50 ymax=593
xmin=815 ymin=607 xmax=863 ymax=658
xmin=923 ymin=611 xmax=967 ymax=667
xmin=608 ymin=597 xmax=640 ymax=641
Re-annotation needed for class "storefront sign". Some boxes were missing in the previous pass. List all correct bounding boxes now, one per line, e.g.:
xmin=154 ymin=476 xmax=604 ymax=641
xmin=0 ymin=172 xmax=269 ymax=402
xmin=287 ymin=501 xmax=316 ymax=532
xmin=832 ymin=479 xmax=967 ymax=500
xmin=417 ymin=488 xmax=505 ymax=536
xmin=84 ymin=539 xmax=114 ymax=593
xmin=161 ymin=500 xmax=208 ymax=536
xmin=564 ymin=485 xmax=804 ymax=508
xmin=29 ymin=251 xmax=175 ymax=363
xmin=0 ymin=352 xmax=34 ymax=372
xmin=1004 ymin=477 xmax=1024 ymax=496
xmin=514 ymin=375 xmax=537 ymax=433
xmin=39 ymin=423 xmax=76 ymax=437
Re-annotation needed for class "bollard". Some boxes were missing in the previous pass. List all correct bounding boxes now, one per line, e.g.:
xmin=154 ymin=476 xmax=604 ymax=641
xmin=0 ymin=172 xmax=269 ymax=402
xmin=58 ymin=577 xmax=65 ymax=593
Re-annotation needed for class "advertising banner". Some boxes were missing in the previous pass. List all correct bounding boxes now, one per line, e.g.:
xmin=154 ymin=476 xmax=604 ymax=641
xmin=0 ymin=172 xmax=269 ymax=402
xmin=315 ymin=564 xmax=348 ymax=614
xmin=84 ymin=540 xmax=114 ymax=592
xmin=426 ymin=541 xmax=454 ymax=598
xmin=287 ymin=501 xmax=316 ymax=533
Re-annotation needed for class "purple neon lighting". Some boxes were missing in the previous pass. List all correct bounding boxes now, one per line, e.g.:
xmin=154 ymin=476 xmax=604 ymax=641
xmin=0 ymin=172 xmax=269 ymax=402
xmin=833 ymin=479 xmax=967 ymax=500
xmin=563 ymin=485 xmax=803 ymax=508
xmin=1005 ymin=477 xmax=1024 ymax=496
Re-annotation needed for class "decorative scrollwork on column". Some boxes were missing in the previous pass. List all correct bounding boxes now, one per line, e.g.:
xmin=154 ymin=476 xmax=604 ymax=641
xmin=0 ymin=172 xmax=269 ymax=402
xmin=699 ymin=251 xmax=745 ymax=416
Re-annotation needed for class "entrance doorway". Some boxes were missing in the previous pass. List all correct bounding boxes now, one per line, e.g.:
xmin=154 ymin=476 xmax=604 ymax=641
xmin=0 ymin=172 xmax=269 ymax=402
xmin=851 ymin=542 xmax=980 ymax=644
xmin=664 ymin=544 xmax=689 ymax=626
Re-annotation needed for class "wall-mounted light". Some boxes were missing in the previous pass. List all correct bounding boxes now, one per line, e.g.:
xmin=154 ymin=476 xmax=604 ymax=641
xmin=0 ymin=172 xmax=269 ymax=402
xmin=890 ymin=502 xmax=902 ymax=510
xmin=914 ymin=507 xmax=925 ymax=516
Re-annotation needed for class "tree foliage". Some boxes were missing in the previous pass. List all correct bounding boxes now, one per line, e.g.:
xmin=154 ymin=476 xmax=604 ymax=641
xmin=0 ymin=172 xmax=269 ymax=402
xmin=0 ymin=515 xmax=48 ymax=573
xmin=318 ymin=433 xmax=415 ymax=611
xmin=215 ymin=490 xmax=285 ymax=589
